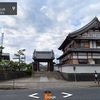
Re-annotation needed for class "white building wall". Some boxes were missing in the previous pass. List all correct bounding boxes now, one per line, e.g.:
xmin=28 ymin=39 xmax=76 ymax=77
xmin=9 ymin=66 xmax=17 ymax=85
xmin=73 ymin=55 xmax=100 ymax=59
xmin=73 ymin=56 xmax=77 ymax=59
xmin=93 ymin=56 xmax=100 ymax=59
xmin=90 ymin=41 xmax=96 ymax=48
xmin=93 ymin=41 xmax=96 ymax=48
xmin=90 ymin=41 xmax=92 ymax=48
xmin=78 ymin=56 xmax=87 ymax=59
xmin=59 ymin=65 xmax=100 ymax=73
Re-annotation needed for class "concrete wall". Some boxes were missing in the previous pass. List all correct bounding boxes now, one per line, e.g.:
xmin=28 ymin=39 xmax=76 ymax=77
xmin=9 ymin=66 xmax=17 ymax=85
xmin=59 ymin=64 xmax=100 ymax=73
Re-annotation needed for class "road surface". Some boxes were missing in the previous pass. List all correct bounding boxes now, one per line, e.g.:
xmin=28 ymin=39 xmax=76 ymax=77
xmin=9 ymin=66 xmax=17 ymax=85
xmin=0 ymin=87 xmax=100 ymax=100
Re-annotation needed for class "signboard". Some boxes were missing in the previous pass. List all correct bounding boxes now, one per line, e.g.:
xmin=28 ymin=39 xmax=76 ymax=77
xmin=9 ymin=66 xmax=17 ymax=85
xmin=0 ymin=2 xmax=17 ymax=15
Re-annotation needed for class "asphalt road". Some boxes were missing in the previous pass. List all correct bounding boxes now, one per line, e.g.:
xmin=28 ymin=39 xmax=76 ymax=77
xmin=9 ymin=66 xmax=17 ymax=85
xmin=0 ymin=87 xmax=100 ymax=100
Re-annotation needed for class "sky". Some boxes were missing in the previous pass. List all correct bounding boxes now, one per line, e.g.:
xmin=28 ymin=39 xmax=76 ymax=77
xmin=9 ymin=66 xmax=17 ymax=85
xmin=0 ymin=0 xmax=100 ymax=63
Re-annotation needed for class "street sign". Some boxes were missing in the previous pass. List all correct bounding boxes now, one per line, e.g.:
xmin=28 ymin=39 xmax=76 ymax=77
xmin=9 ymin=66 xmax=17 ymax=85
xmin=62 ymin=92 xmax=73 ymax=98
xmin=28 ymin=93 xmax=40 ymax=99
xmin=0 ymin=2 xmax=17 ymax=15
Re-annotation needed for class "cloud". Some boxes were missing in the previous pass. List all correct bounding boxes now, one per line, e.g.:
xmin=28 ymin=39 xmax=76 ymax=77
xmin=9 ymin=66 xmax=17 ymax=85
xmin=35 ymin=33 xmax=56 ymax=50
xmin=0 ymin=0 xmax=100 ymax=63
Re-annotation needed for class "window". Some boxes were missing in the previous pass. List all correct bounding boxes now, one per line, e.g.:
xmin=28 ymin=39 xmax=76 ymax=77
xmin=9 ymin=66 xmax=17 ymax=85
xmin=78 ymin=53 xmax=86 ymax=56
xmin=73 ymin=53 xmax=77 ymax=56
xmin=76 ymin=42 xmax=80 ymax=48
xmin=75 ymin=40 xmax=81 ymax=48
xmin=81 ymin=42 xmax=85 ymax=48
xmin=93 ymin=53 xmax=100 ymax=56
xmin=85 ymin=41 xmax=89 ymax=48
xmin=78 ymin=59 xmax=88 ymax=64
xmin=94 ymin=59 xmax=100 ymax=64
xmin=68 ymin=54 xmax=71 ymax=59
xmin=96 ymin=42 xmax=100 ymax=46
xmin=88 ymin=53 xmax=91 ymax=56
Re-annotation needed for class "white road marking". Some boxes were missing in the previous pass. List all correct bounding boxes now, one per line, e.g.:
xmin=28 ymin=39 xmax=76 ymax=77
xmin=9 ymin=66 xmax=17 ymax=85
xmin=62 ymin=92 xmax=73 ymax=98
xmin=28 ymin=93 xmax=39 ymax=99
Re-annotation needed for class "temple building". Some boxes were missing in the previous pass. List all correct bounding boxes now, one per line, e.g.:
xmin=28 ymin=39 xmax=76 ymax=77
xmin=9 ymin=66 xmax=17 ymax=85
xmin=57 ymin=17 xmax=100 ymax=81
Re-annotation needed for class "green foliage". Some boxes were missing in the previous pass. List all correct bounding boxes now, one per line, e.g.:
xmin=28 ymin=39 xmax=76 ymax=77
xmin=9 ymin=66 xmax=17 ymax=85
xmin=1 ymin=60 xmax=10 ymax=71
xmin=12 ymin=61 xmax=19 ymax=71
xmin=26 ymin=63 xmax=32 ymax=69
xmin=19 ymin=62 xmax=27 ymax=71
xmin=0 ymin=60 xmax=27 ymax=71
xmin=0 ymin=60 xmax=34 ymax=76
xmin=26 ymin=63 xmax=33 ymax=75
xmin=26 ymin=69 xmax=32 ymax=75
xmin=0 ymin=46 xmax=4 ymax=50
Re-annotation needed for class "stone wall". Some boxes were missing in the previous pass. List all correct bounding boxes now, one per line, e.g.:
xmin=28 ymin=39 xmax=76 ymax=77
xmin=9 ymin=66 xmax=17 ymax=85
xmin=0 ymin=71 xmax=27 ymax=81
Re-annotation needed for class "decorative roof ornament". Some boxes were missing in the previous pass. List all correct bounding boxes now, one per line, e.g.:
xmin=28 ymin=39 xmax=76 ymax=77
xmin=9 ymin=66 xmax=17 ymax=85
xmin=94 ymin=16 xmax=99 ymax=21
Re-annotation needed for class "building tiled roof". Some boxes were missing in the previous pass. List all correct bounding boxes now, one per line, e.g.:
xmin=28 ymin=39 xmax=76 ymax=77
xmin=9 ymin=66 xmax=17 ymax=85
xmin=2 ymin=53 xmax=9 ymax=56
xmin=1 ymin=53 xmax=10 ymax=60
xmin=69 ymin=17 xmax=100 ymax=37
xmin=58 ymin=17 xmax=100 ymax=50
xmin=33 ymin=50 xmax=55 ymax=60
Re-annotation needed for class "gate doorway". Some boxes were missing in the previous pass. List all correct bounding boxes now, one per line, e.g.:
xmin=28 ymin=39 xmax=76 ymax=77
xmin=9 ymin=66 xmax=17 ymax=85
xmin=39 ymin=62 xmax=47 ymax=71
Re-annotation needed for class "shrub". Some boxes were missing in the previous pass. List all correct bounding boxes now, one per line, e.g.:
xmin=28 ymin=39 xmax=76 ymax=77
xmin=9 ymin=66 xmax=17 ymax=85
xmin=26 ymin=69 xmax=32 ymax=76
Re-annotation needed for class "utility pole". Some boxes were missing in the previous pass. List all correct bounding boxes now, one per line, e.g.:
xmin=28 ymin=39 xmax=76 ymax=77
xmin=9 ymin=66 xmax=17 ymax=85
xmin=1 ymin=33 xmax=4 ymax=47
xmin=0 ymin=33 xmax=4 ymax=62
xmin=73 ymin=66 xmax=77 ymax=82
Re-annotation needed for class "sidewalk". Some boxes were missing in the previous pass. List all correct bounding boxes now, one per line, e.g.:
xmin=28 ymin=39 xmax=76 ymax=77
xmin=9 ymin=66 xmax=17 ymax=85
xmin=0 ymin=77 xmax=99 ymax=89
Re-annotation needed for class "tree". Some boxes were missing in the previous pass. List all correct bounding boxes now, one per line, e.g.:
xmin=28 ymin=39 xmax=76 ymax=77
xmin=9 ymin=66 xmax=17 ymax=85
xmin=1 ymin=60 xmax=10 ymax=71
xmin=19 ymin=62 xmax=27 ymax=71
xmin=0 ymin=61 xmax=4 ymax=70
xmin=0 ymin=60 xmax=21 ymax=71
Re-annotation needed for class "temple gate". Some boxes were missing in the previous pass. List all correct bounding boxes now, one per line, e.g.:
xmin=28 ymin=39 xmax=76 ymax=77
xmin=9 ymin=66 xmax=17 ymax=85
xmin=32 ymin=50 xmax=55 ymax=71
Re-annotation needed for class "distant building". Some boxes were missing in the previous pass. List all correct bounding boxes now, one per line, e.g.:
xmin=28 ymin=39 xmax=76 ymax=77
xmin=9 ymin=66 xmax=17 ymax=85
xmin=2 ymin=53 xmax=10 ymax=60
xmin=57 ymin=17 xmax=100 ymax=81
